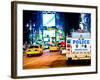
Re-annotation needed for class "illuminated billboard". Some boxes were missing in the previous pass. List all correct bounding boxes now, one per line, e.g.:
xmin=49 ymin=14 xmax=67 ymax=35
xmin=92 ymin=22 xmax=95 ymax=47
xmin=44 ymin=37 xmax=49 ymax=41
xmin=43 ymin=13 xmax=55 ymax=27
xmin=43 ymin=30 xmax=55 ymax=37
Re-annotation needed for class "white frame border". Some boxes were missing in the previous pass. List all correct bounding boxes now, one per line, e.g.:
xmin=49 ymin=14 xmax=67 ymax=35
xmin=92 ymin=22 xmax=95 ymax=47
xmin=16 ymin=3 xmax=97 ymax=77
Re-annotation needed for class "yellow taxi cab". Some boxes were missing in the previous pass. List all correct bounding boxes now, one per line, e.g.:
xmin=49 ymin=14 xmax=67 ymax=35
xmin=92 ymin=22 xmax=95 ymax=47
xmin=25 ymin=45 xmax=43 ymax=57
xmin=49 ymin=44 xmax=59 ymax=52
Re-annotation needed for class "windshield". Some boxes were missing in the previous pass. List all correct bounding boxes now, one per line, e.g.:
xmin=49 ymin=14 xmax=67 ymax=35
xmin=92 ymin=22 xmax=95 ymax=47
xmin=29 ymin=46 xmax=39 ymax=48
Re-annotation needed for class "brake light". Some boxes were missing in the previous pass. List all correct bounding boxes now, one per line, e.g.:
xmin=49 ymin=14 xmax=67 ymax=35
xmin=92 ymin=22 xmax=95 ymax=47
xmin=67 ymin=44 xmax=71 ymax=48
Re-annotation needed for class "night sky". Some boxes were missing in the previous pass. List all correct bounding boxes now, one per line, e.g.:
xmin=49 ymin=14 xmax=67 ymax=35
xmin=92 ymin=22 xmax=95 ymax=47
xmin=63 ymin=12 xmax=80 ymax=36
xmin=23 ymin=10 xmax=40 ymax=44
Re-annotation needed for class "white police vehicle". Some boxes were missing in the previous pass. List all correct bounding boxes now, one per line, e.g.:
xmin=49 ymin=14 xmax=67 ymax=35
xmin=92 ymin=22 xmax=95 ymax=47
xmin=66 ymin=32 xmax=91 ymax=61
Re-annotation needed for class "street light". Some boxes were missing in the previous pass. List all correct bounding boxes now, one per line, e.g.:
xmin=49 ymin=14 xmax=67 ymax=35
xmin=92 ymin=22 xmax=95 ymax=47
xmin=28 ymin=20 xmax=33 ymax=45
xmin=26 ymin=23 xmax=29 ymax=28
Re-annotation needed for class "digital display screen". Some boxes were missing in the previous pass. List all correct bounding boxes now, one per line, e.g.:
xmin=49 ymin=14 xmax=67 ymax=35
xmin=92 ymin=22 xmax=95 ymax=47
xmin=43 ymin=30 xmax=55 ymax=37
xmin=43 ymin=14 xmax=55 ymax=26
xmin=44 ymin=38 xmax=49 ymax=41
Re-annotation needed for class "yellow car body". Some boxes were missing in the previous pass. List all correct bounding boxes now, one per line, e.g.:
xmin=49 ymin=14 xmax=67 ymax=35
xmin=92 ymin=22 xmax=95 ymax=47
xmin=25 ymin=45 xmax=43 ymax=56
xmin=49 ymin=45 xmax=59 ymax=52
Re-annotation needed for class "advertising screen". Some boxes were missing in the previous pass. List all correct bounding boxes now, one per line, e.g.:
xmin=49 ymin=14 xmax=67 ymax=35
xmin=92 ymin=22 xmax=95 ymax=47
xmin=44 ymin=38 xmax=49 ymax=41
xmin=43 ymin=30 xmax=55 ymax=37
xmin=43 ymin=13 xmax=55 ymax=27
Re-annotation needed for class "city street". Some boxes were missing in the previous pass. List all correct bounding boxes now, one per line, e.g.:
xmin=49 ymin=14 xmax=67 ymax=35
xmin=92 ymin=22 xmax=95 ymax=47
xmin=23 ymin=50 xmax=91 ymax=69
xmin=23 ymin=50 xmax=67 ymax=69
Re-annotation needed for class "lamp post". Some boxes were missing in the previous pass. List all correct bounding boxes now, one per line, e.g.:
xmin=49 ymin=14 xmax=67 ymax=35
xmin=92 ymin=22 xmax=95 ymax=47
xmin=28 ymin=20 xmax=33 ymax=45
xmin=32 ymin=23 xmax=35 ymax=44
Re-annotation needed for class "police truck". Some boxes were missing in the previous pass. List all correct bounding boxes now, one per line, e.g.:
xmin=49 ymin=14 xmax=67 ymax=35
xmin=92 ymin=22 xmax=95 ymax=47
xmin=66 ymin=32 xmax=91 ymax=63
